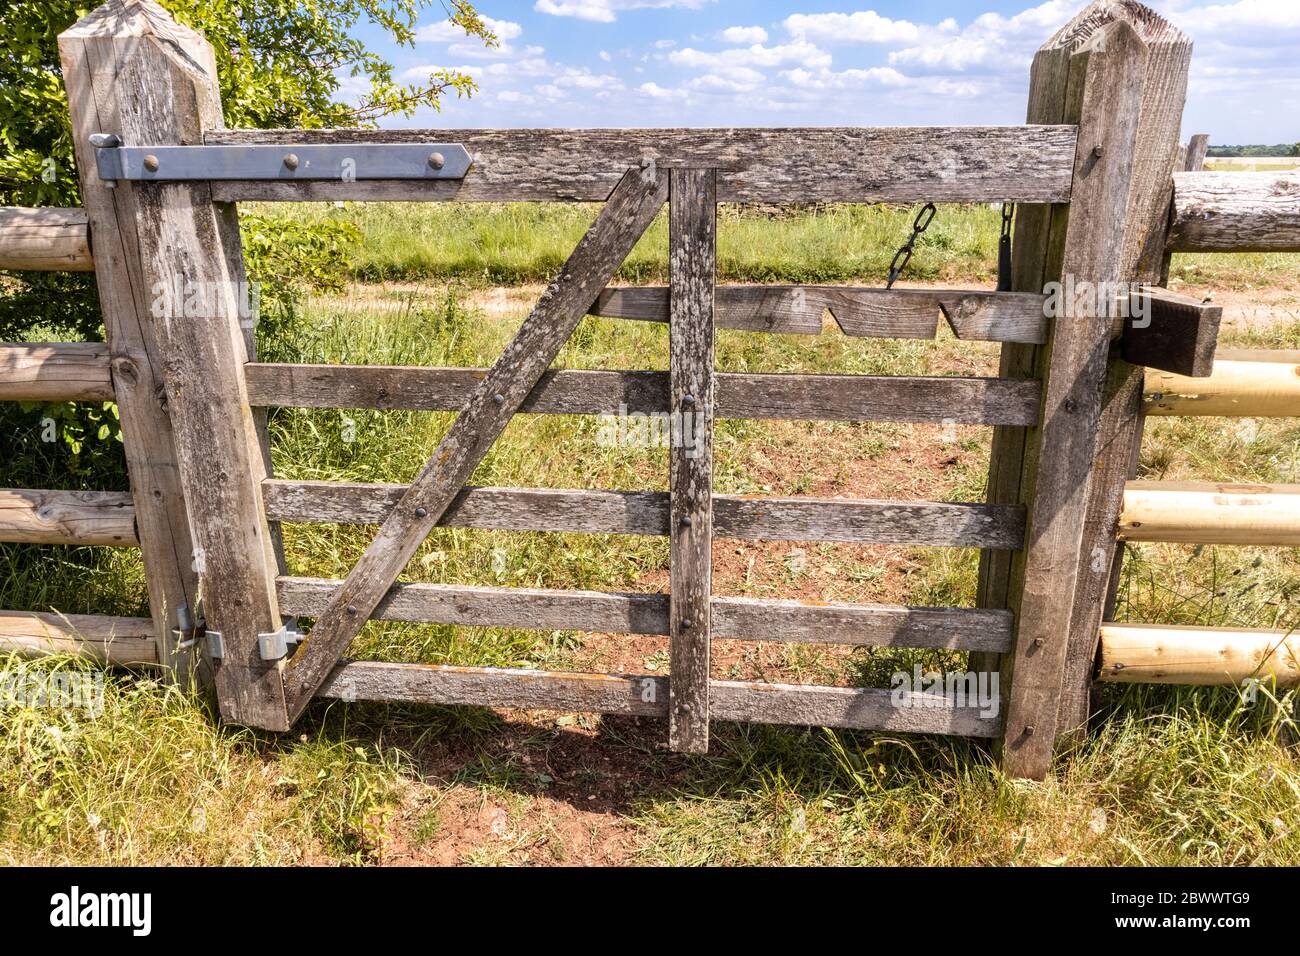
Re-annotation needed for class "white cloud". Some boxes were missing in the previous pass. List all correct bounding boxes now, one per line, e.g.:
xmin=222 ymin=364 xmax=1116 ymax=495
xmin=639 ymin=81 xmax=687 ymax=99
xmin=670 ymin=40 xmax=831 ymax=70
xmin=653 ymin=39 xmax=677 ymax=49
xmin=720 ymin=25 xmax=768 ymax=44
xmin=417 ymin=16 xmax=523 ymax=43
xmin=781 ymin=66 xmax=908 ymax=90
xmin=887 ymin=0 xmax=1075 ymax=73
xmin=600 ymin=50 xmax=612 ymax=62
xmin=783 ymin=10 xmax=921 ymax=45
xmin=1169 ymin=0 xmax=1300 ymax=34
xmin=534 ymin=0 xmax=712 ymax=24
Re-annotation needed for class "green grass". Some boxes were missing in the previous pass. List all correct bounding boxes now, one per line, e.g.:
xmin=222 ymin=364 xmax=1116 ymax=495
xmin=1 ymin=204 xmax=1297 ymax=865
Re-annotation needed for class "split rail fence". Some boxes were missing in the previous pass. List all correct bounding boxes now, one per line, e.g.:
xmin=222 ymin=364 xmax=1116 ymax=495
xmin=1 ymin=0 xmax=1297 ymax=778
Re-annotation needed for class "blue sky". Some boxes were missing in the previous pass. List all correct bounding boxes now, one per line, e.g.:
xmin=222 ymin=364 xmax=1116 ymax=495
xmin=350 ymin=1 xmax=1300 ymax=143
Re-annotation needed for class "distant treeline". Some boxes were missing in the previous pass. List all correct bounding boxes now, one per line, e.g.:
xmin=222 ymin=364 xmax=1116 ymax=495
xmin=1207 ymin=144 xmax=1300 ymax=157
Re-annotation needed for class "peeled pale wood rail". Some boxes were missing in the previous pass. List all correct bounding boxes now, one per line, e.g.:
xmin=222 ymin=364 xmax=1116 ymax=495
xmin=0 ymin=207 xmax=94 ymax=271
xmin=277 ymin=576 xmax=1014 ymax=652
xmin=1098 ymin=622 xmax=1299 ymax=688
xmin=244 ymin=364 xmax=1042 ymax=426
xmin=0 ymin=610 xmax=156 ymax=664
xmin=1119 ymin=481 xmax=1300 ymax=546
xmin=317 ymin=661 xmax=1002 ymax=737
xmin=0 ymin=488 xmax=136 ymax=546
xmin=205 ymin=125 xmax=1078 ymax=205
xmin=592 ymin=286 xmax=1050 ymax=344
xmin=262 ymin=480 xmax=1026 ymax=549
xmin=1145 ymin=356 xmax=1300 ymax=417
xmin=0 ymin=343 xmax=115 ymax=402
xmin=1167 ymin=171 xmax=1300 ymax=252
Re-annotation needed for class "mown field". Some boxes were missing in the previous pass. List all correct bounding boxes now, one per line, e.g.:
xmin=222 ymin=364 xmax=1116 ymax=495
xmin=1 ymin=202 xmax=1297 ymax=865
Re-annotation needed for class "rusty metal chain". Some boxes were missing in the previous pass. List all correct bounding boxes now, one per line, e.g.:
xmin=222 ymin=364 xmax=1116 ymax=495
xmin=997 ymin=202 xmax=1015 ymax=291
xmin=885 ymin=202 xmax=937 ymax=289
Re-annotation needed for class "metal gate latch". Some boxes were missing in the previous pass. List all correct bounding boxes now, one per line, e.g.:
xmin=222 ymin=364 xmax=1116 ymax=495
xmin=257 ymin=620 xmax=305 ymax=661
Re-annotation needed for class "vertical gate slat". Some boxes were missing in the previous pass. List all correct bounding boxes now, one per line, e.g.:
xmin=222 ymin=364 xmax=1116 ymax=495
xmin=668 ymin=169 xmax=716 ymax=754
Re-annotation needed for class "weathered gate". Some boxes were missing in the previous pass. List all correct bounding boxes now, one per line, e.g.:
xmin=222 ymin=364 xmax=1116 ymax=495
xmin=36 ymin=0 xmax=1223 ymax=779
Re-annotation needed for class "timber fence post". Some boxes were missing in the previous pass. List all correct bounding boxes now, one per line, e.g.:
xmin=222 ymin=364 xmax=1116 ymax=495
xmin=59 ymin=0 xmax=289 ymax=729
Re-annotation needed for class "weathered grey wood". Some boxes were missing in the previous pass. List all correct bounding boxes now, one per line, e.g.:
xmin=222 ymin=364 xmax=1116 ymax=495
xmin=281 ymin=167 xmax=669 ymax=722
xmin=276 ymin=577 xmax=1013 ymax=652
xmin=667 ymin=168 xmax=715 ymax=753
xmin=262 ymin=480 xmax=1026 ymax=549
xmin=62 ymin=0 xmax=288 ymax=727
xmin=0 ymin=207 xmax=95 ymax=271
xmin=0 ymin=343 xmax=115 ymax=401
xmin=244 ymin=363 xmax=1042 ymax=426
xmin=998 ymin=19 xmax=1150 ymax=779
xmin=1184 ymin=133 xmax=1209 ymax=172
xmin=1167 ymin=171 xmax=1300 ymax=252
xmin=0 ymin=488 xmax=135 ymax=546
xmin=316 ymin=661 xmax=1001 ymax=738
xmin=1058 ymin=5 xmax=1194 ymax=739
xmin=591 ymin=286 xmax=1049 ymax=343
xmin=59 ymin=0 xmax=204 ymax=684
xmin=204 ymin=125 xmax=1078 ymax=205
xmin=1121 ymin=286 xmax=1221 ymax=377
xmin=0 ymin=610 xmax=156 ymax=664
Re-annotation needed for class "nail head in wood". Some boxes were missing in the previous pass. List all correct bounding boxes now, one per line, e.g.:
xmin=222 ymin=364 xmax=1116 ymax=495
xmin=143 ymin=154 xmax=159 ymax=172
xmin=415 ymin=507 xmax=428 ymax=518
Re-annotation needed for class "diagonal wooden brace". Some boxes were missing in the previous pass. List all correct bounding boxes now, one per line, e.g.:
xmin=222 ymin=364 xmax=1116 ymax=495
xmin=281 ymin=165 xmax=668 ymax=722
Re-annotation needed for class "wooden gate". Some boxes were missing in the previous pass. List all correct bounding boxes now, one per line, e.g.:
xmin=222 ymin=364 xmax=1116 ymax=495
xmin=30 ymin=0 xmax=1225 ymax=779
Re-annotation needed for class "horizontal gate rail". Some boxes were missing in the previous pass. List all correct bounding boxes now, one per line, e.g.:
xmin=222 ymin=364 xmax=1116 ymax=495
xmin=592 ymin=287 xmax=1050 ymax=344
xmin=262 ymin=480 xmax=1026 ymax=549
xmin=318 ymin=661 xmax=1002 ymax=738
xmin=277 ymin=577 xmax=1013 ymax=652
xmin=244 ymin=365 xmax=1041 ymax=426
xmin=203 ymin=125 xmax=1078 ymax=205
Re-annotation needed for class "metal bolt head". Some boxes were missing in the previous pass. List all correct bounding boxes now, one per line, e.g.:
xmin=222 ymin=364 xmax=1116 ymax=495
xmin=682 ymin=394 xmax=696 ymax=407
xmin=345 ymin=604 xmax=357 ymax=616
xmin=428 ymin=151 xmax=445 ymax=170
xmin=143 ymin=154 xmax=160 ymax=172
xmin=283 ymin=152 xmax=300 ymax=171
xmin=680 ymin=618 xmax=692 ymax=629
xmin=1024 ymin=724 xmax=1036 ymax=736
xmin=493 ymin=393 xmax=505 ymax=404
xmin=680 ymin=515 xmax=693 ymax=527
xmin=1093 ymin=144 xmax=1105 ymax=159
xmin=415 ymin=507 xmax=428 ymax=519
xmin=1033 ymin=637 xmax=1045 ymax=648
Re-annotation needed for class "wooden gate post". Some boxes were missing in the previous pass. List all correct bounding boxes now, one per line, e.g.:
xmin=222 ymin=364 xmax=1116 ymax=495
xmin=58 ymin=0 xmax=200 ymax=683
xmin=1052 ymin=5 xmax=1192 ymax=739
xmin=982 ymin=14 xmax=1150 ymax=780
xmin=59 ymin=0 xmax=289 ymax=729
